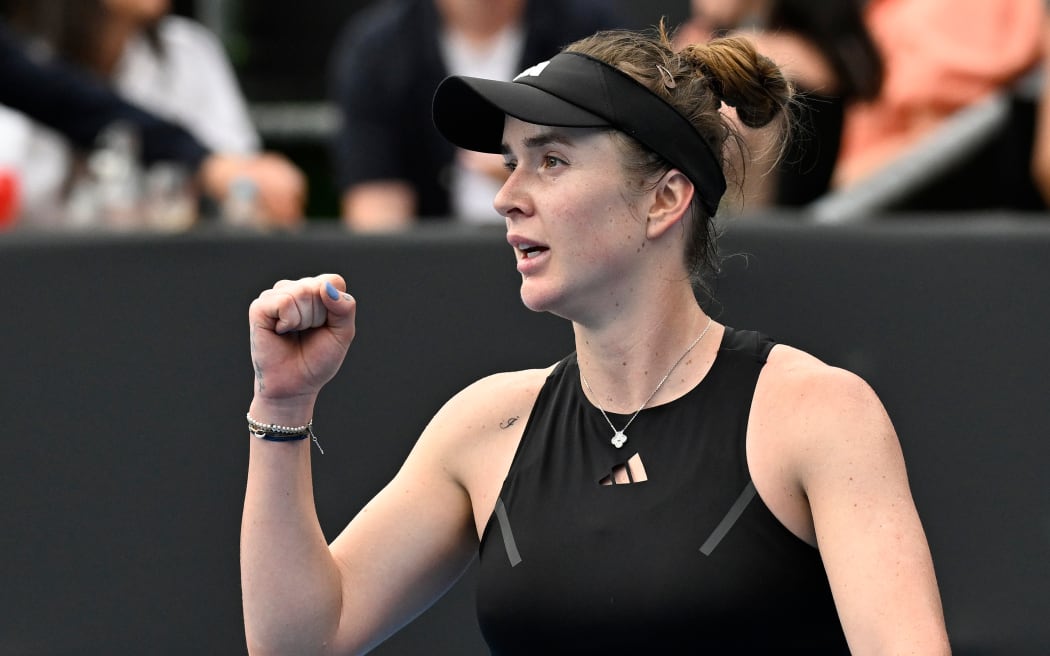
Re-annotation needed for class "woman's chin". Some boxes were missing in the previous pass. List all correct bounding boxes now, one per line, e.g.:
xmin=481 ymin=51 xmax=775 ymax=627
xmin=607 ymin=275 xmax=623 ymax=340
xmin=518 ymin=284 xmax=558 ymax=314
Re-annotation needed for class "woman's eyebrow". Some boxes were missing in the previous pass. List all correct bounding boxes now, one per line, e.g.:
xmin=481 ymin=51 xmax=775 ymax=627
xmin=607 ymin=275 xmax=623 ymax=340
xmin=501 ymin=130 xmax=575 ymax=156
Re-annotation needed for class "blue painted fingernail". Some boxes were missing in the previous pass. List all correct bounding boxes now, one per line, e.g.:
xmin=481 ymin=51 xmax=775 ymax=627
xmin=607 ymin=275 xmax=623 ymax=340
xmin=325 ymin=281 xmax=340 ymax=300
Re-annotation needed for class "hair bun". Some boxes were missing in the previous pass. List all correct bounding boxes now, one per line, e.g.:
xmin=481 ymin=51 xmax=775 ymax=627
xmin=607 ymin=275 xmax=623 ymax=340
xmin=684 ymin=36 xmax=792 ymax=129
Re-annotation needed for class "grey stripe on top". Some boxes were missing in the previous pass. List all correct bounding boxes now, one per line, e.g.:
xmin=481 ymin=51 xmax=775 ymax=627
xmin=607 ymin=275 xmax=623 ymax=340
xmin=494 ymin=498 xmax=522 ymax=567
xmin=699 ymin=481 xmax=757 ymax=556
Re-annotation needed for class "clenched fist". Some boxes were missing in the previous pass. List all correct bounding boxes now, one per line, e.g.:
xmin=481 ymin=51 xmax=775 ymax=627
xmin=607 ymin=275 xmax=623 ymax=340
xmin=248 ymin=274 xmax=357 ymax=422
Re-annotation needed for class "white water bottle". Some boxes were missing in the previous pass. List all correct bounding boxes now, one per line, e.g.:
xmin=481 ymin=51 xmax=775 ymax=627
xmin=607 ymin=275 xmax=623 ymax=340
xmin=222 ymin=175 xmax=261 ymax=227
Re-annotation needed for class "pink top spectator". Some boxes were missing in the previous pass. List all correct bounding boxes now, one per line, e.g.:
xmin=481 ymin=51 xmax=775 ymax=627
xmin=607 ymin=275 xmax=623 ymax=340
xmin=835 ymin=0 xmax=1043 ymax=186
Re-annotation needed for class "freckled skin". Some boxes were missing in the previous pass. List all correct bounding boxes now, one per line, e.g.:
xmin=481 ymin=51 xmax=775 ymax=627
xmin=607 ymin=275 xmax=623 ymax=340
xmin=496 ymin=120 xmax=652 ymax=318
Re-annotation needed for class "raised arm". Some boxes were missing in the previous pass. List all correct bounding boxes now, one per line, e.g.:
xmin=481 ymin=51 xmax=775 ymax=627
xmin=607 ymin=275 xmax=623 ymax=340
xmin=241 ymin=275 xmax=478 ymax=655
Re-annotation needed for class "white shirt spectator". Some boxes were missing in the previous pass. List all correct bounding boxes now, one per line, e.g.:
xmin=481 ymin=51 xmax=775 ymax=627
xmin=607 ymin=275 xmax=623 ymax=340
xmin=0 ymin=15 xmax=258 ymax=226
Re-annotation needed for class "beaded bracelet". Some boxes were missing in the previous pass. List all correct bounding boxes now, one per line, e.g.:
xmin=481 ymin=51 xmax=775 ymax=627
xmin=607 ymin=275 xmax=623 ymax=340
xmin=246 ymin=413 xmax=324 ymax=454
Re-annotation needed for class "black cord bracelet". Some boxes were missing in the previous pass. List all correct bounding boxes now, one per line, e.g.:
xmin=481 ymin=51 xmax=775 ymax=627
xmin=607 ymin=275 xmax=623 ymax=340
xmin=246 ymin=413 xmax=324 ymax=454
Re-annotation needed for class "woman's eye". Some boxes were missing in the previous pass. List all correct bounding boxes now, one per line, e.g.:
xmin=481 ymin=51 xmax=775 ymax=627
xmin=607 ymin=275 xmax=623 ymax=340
xmin=543 ymin=156 xmax=564 ymax=169
xmin=503 ymin=160 xmax=517 ymax=172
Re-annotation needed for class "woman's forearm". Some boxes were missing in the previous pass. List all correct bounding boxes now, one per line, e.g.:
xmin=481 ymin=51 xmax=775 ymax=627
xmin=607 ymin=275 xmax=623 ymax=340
xmin=241 ymin=432 xmax=344 ymax=654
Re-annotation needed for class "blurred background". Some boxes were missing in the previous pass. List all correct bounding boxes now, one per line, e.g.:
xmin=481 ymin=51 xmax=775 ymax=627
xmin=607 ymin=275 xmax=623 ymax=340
xmin=180 ymin=0 xmax=693 ymax=219
xmin=172 ymin=0 xmax=1050 ymax=220
xmin=1 ymin=0 xmax=1047 ymax=227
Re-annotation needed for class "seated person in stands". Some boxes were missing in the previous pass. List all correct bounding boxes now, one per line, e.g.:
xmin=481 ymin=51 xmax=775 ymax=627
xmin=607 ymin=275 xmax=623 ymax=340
xmin=0 ymin=0 xmax=300 ymax=228
xmin=328 ymin=0 xmax=625 ymax=230
xmin=835 ymin=0 xmax=1042 ymax=189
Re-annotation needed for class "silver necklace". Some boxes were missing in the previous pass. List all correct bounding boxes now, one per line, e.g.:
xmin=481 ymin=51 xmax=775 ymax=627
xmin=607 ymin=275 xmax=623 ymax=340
xmin=580 ymin=317 xmax=714 ymax=449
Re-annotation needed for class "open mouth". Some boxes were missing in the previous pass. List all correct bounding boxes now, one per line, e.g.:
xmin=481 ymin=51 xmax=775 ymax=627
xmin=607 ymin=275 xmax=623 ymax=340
xmin=515 ymin=241 xmax=549 ymax=259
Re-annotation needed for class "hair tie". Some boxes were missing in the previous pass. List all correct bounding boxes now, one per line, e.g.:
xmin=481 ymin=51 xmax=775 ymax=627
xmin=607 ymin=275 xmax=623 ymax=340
xmin=695 ymin=60 xmax=728 ymax=106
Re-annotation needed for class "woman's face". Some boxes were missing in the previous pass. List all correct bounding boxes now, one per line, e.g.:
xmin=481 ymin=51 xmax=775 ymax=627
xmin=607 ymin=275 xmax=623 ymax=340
xmin=691 ymin=0 xmax=767 ymax=28
xmin=496 ymin=118 xmax=653 ymax=320
xmin=102 ymin=0 xmax=170 ymax=23
xmin=435 ymin=0 xmax=525 ymax=27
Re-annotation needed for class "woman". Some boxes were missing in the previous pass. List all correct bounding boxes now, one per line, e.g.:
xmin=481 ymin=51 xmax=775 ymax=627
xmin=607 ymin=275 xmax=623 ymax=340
xmin=0 ymin=19 xmax=303 ymax=227
xmin=241 ymin=26 xmax=950 ymax=654
xmin=836 ymin=0 xmax=1041 ymax=189
xmin=0 ymin=0 xmax=271 ymax=226
xmin=5 ymin=0 xmax=259 ymax=153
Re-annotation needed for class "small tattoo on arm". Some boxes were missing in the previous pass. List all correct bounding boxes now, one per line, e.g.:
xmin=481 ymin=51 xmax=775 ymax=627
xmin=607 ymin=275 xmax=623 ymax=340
xmin=253 ymin=360 xmax=265 ymax=391
xmin=250 ymin=325 xmax=265 ymax=391
xmin=500 ymin=416 xmax=520 ymax=430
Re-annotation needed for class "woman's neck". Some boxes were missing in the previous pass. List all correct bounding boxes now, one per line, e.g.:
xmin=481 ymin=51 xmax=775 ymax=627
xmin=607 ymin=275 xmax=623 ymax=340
xmin=94 ymin=15 xmax=138 ymax=77
xmin=573 ymin=287 xmax=718 ymax=414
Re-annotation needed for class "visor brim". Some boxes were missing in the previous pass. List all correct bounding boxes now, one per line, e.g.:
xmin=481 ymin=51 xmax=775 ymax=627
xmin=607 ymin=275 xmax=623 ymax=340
xmin=433 ymin=76 xmax=610 ymax=154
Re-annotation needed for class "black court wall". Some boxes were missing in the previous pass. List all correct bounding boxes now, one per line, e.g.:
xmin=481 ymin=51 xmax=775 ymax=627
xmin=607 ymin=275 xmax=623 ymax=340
xmin=1 ymin=216 xmax=1048 ymax=654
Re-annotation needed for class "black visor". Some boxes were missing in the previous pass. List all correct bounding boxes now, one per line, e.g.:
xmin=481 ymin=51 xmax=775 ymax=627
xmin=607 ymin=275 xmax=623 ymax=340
xmin=433 ymin=52 xmax=726 ymax=216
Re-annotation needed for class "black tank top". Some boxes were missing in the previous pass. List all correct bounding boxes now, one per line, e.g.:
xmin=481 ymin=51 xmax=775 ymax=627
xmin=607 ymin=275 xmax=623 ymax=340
xmin=476 ymin=327 xmax=849 ymax=654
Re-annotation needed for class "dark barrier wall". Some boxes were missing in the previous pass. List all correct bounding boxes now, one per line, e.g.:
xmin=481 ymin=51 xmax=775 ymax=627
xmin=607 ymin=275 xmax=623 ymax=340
xmin=1 ymin=217 xmax=1048 ymax=655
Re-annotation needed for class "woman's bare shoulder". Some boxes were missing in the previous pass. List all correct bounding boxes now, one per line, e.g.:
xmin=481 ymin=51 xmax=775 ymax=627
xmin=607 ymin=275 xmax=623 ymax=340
xmin=753 ymin=343 xmax=896 ymax=464
xmin=761 ymin=343 xmax=878 ymax=403
xmin=421 ymin=363 xmax=559 ymax=444
xmin=459 ymin=364 xmax=557 ymax=405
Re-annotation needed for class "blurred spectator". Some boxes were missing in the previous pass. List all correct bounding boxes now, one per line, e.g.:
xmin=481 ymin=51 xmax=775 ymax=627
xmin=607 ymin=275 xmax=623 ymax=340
xmin=0 ymin=0 xmax=300 ymax=229
xmin=835 ymin=0 xmax=1043 ymax=188
xmin=675 ymin=0 xmax=882 ymax=210
xmin=329 ymin=0 xmax=626 ymax=231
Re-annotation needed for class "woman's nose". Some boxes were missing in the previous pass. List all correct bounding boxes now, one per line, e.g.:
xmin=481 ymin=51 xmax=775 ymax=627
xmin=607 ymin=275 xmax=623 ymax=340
xmin=494 ymin=169 xmax=529 ymax=219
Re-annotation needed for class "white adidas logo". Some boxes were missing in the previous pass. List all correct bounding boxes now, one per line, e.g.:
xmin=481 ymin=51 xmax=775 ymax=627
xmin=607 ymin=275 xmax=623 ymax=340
xmin=514 ymin=60 xmax=550 ymax=81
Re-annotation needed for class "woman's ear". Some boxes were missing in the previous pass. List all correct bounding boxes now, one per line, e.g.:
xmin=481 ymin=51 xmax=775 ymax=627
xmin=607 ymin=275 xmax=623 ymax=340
xmin=645 ymin=169 xmax=695 ymax=239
